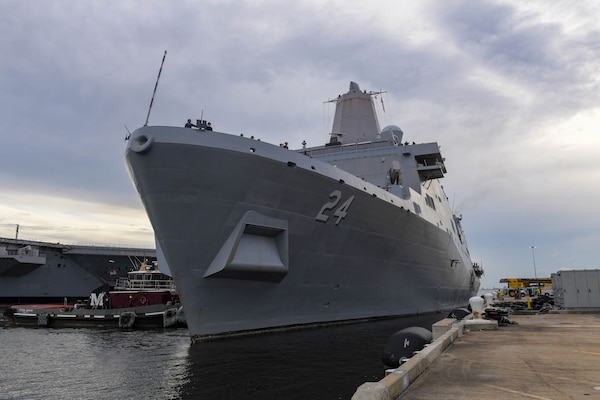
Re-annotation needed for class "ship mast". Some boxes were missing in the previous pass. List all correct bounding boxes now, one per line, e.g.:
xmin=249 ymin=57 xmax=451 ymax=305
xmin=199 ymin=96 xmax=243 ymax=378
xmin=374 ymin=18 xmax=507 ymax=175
xmin=144 ymin=50 xmax=167 ymax=127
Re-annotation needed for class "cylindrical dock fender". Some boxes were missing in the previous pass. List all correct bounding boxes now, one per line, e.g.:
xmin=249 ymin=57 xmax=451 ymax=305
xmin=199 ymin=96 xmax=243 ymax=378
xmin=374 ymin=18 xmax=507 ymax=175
xmin=447 ymin=307 xmax=471 ymax=320
xmin=382 ymin=326 xmax=433 ymax=368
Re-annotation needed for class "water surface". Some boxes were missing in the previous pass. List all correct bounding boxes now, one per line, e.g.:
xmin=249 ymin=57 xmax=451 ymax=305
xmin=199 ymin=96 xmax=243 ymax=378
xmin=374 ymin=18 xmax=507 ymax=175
xmin=0 ymin=313 xmax=443 ymax=399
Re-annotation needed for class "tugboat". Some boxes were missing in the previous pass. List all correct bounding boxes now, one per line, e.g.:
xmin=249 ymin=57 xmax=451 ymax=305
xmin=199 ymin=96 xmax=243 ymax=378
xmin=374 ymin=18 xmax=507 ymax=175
xmin=3 ymin=260 xmax=184 ymax=329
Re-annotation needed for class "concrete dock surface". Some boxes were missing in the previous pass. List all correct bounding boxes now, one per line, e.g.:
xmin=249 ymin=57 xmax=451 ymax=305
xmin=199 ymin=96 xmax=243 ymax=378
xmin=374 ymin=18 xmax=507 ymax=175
xmin=398 ymin=313 xmax=600 ymax=399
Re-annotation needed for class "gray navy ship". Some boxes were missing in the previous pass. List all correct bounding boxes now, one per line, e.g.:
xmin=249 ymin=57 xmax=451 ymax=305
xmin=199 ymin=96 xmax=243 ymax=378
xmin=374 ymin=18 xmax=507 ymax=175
xmin=0 ymin=236 xmax=156 ymax=304
xmin=125 ymin=82 xmax=482 ymax=342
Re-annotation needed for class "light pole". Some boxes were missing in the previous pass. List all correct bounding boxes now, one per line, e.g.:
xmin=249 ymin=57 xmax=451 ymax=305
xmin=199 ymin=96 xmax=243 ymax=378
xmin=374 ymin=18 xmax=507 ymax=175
xmin=529 ymin=245 xmax=537 ymax=279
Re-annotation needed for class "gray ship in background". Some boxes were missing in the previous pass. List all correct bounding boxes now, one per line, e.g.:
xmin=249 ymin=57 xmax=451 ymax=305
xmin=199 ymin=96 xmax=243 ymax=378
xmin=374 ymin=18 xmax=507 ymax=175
xmin=125 ymin=81 xmax=482 ymax=342
xmin=0 ymin=236 xmax=156 ymax=304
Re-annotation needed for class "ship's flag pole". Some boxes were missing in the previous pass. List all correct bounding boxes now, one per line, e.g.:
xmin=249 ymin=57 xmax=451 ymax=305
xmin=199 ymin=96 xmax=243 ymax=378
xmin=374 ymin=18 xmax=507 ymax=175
xmin=144 ymin=50 xmax=167 ymax=127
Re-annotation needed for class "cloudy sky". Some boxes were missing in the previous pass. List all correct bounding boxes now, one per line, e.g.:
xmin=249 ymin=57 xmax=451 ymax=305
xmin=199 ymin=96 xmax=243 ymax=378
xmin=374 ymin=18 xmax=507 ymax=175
xmin=1 ymin=0 xmax=599 ymax=288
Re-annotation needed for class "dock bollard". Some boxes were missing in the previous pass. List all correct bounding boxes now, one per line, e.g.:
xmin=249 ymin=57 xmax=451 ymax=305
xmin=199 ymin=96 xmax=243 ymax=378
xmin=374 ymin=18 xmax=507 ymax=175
xmin=469 ymin=296 xmax=484 ymax=319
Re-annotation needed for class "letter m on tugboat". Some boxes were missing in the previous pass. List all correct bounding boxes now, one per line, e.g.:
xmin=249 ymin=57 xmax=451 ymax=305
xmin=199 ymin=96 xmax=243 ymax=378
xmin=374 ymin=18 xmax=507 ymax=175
xmin=89 ymin=292 xmax=105 ymax=308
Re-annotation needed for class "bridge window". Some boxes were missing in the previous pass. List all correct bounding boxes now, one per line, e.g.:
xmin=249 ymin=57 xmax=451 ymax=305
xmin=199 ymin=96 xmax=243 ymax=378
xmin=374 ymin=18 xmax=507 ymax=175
xmin=413 ymin=202 xmax=422 ymax=215
xmin=425 ymin=194 xmax=436 ymax=210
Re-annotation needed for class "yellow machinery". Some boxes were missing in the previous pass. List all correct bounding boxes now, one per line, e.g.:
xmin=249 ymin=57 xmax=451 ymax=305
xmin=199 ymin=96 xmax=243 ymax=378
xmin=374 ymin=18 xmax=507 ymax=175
xmin=500 ymin=278 xmax=552 ymax=297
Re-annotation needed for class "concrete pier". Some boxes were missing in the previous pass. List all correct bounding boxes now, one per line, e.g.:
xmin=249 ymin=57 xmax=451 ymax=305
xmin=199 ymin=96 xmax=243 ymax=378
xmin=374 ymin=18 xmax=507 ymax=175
xmin=353 ymin=313 xmax=600 ymax=399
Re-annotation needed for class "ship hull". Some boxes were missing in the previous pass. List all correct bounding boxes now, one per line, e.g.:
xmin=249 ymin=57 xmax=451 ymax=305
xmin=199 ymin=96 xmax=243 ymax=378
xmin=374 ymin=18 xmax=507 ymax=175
xmin=126 ymin=126 xmax=478 ymax=341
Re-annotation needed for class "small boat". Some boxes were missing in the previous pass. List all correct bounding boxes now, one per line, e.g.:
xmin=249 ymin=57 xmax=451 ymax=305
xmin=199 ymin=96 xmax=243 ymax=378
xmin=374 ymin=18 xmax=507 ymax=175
xmin=3 ymin=260 xmax=184 ymax=329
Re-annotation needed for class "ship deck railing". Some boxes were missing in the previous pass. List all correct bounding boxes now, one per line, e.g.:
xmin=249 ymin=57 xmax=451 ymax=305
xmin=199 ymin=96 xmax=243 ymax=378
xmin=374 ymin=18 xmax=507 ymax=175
xmin=304 ymin=139 xmax=393 ymax=157
xmin=114 ymin=277 xmax=176 ymax=291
